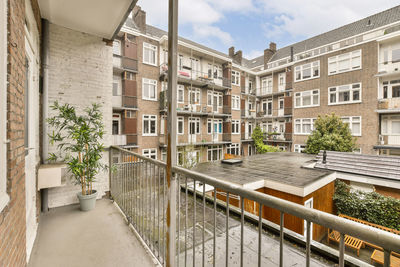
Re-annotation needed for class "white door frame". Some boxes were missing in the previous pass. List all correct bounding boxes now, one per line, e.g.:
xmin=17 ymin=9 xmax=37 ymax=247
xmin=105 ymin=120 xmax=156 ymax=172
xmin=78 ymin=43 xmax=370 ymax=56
xmin=304 ymin=197 xmax=314 ymax=240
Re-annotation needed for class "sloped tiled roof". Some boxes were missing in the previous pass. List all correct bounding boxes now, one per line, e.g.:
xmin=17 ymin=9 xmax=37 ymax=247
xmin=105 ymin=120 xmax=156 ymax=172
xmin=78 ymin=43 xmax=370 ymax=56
xmin=125 ymin=5 xmax=400 ymax=70
xmin=315 ymin=151 xmax=400 ymax=181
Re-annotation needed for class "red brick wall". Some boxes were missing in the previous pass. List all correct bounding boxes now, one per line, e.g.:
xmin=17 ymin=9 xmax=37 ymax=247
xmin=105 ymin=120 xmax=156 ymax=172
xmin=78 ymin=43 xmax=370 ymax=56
xmin=0 ymin=0 xmax=27 ymax=266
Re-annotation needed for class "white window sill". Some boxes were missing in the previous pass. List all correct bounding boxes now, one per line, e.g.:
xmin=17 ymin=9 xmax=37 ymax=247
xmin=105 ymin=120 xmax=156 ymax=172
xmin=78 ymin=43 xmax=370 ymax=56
xmin=142 ymin=98 xmax=158 ymax=102
xmin=142 ymin=134 xmax=158 ymax=137
xmin=142 ymin=62 xmax=158 ymax=67
xmin=294 ymin=105 xmax=320 ymax=109
xmin=294 ymin=76 xmax=320 ymax=83
xmin=328 ymin=68 xmax=361 ymax=76
xmin=0 ymin=193 xmax=10 ymax=213
xmin=328 ymin=101 xmax=362 ymax=106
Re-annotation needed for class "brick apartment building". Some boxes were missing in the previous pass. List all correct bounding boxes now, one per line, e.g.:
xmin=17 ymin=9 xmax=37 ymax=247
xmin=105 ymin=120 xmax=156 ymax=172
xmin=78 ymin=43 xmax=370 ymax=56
xmin=0 ymin=0 xmax=134 ymax=265
xmin=112 ymin=5 xmax=400 ymax=163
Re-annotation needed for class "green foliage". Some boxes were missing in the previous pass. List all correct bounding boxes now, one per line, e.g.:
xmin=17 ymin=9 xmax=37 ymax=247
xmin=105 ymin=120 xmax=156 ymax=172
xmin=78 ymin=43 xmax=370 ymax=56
xmin=333 ymin=180 xmax=400 ymax=230
xmin=251 ymin=126 xmax=280 ymax=153
xmin=47 ymin=101 xmax=107 ymax=195
xmin=177 ymin=145 xmax=200 ymax=169
xmin=304 ymin=113 xmax=357 ymax=154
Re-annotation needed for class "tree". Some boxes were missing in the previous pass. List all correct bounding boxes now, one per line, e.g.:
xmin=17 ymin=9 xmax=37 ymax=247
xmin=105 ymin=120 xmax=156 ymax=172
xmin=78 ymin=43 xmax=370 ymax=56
xmin=251 ymin=126 xmax=280 ymax=153
xmin=304 ymin=113 xmax=357 ymax=154
xmin=47 ymin=101 xmax=108 ymax=195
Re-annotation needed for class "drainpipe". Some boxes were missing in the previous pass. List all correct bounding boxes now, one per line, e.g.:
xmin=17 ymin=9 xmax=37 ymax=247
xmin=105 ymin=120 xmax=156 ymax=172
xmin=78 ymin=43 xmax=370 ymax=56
xmin=40 ymin=19 xmax=50 ymax=213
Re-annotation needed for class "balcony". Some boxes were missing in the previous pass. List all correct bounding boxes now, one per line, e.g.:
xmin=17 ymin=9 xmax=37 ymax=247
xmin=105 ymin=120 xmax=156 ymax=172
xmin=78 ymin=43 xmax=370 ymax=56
xmin=378 ymin=134 xmax=400 ymax=146
xmin=122 ymin=95 xmax=138 ymax=109
xmin=113 ymin=54 xmax=138 ymax=73
xmin=105 ymin=147 xmax=400 ymax=266
xmin=377 ymin=61 xmax=400 ymax=77
xmin=113 ymin=134 xmax=127 ymax=146
xmin=263 ymin=132 xmax=293 ymax=143
xmin=160 ymin=133 xmax=232 ymax=147
xmin=377 ymin=98 xmax=400 ymax=112
xmin=160 ymin=63 xmax=231 ymax=90
xmin=241 ymin=109 xmax=257 ymax=118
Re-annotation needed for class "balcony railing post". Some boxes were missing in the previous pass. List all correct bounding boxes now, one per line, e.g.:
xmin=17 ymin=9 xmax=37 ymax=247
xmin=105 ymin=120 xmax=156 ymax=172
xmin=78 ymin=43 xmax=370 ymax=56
xmin=167 ymin=0 xmax=179 ymax=265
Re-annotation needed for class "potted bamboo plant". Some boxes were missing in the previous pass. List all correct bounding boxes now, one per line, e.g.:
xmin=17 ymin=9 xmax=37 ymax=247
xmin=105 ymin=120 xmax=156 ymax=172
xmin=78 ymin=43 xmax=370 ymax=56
xmin=47 ymin=101 xmax=107 ymax=211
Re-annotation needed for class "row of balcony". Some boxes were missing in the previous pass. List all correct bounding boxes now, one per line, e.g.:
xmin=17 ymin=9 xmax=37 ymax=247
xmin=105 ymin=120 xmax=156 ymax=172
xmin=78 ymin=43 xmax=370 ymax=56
xmin=112 ymin=134 xmax=138 ymax=146
xmin=159 ymin=133 xmax=232 ymax=146
xmin=113 ymin=54 xmax=138 ymax=73
xmin=160 ymin=63 xmax=231 ymax=90
xmin=112 ymin=95 xmax=138 ymax=109
xmin=241 ymin=108 xmax=292 ymax=118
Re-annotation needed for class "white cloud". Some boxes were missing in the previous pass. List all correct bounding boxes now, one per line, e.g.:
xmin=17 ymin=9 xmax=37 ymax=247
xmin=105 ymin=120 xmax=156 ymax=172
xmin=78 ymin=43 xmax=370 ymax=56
xmin=137 ymin=0 xmax=257 ymax=50
xmin=256 ymin=0 xmax=400 ymax=45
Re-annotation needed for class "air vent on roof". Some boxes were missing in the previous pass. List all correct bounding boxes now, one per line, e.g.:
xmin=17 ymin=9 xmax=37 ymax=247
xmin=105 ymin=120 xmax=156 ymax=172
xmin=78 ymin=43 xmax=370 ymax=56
xmin=367 ymin=19 xmax=372 ymax=26
xmin=221 ymin=159 xmax=242 ymax=165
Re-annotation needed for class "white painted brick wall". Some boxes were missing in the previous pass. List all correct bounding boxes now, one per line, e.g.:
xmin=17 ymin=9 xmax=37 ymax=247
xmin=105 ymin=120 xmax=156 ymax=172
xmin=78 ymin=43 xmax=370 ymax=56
xmin=46 ymin=23 xmax=112 ymax=208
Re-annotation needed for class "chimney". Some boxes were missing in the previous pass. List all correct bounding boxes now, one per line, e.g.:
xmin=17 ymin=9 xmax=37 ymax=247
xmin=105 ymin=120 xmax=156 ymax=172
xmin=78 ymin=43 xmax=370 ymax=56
xmin=290 ymin=46 xmax=294 ymax=62
xmin=229 ymin=46 xmax=235 ymax=57
xmin=269 ymin=42 xmax=277 ymax=52
xmin=264 ymin=42 xmax=277 ymax=68
xmin=133 ymin=6 xmax=146 ymax=33
xmin=235 ymin=50 xmax=242 ymax=64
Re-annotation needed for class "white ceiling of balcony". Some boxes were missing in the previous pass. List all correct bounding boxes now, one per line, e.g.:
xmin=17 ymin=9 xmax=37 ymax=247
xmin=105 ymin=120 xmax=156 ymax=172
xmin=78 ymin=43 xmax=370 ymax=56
xmin=38 ymin=0 xmax=136 ymax=39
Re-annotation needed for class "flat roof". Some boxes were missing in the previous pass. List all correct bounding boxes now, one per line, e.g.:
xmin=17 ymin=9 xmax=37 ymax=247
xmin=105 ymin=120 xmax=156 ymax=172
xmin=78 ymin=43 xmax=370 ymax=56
xmin=194 ymin=153 xmax=333 ymax=190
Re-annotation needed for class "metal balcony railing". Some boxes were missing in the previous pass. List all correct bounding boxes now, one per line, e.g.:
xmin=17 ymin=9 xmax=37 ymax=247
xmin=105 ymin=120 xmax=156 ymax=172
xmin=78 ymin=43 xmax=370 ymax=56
xmin=159 ymin=133 xmax=232 ymax=146
xmin=263 ymin=132 xmax=293 ymax=142
xmin=160 ymin=63 xmax=231 ymax=89
xmin=113 ymin=54 xmax=138 ymax=72
xmin=109 ymin=146 xmax=400 ymax=267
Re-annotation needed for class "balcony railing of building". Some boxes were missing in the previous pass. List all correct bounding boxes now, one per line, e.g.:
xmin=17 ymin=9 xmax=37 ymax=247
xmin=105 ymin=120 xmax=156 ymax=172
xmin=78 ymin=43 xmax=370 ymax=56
xmin=378 ymin=134 xmax=400 ymax=146
xmin=159 ymin=133 xmax=232 ymax=146
xmin=113 ymin=54 xmax=138 ymax=72
xmin=241 ymin=109 xmax=257 ymax=118
xmin=160 ymin=63 xmax=231 ymax=89
xmin=112 ymin=134 xmax=138 ymax=146
xmin=109 ymin=146 xmax=400 ymax=267
xmin=377 ymin=97 xmax=400 ymax=111
xmin=263 ymin=132 xmax=293 ymax=142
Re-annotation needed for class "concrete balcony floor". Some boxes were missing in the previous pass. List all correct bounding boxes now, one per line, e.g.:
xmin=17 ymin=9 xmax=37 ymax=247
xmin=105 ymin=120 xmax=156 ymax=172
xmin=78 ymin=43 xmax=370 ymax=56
xmin=28 ymin=199 xmax=156 ymax=267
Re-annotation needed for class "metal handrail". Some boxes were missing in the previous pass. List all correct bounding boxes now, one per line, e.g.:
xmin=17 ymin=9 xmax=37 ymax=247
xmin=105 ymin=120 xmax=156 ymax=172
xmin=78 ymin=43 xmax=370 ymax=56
xmin=109 ymin=145 xmax=400 ymax=267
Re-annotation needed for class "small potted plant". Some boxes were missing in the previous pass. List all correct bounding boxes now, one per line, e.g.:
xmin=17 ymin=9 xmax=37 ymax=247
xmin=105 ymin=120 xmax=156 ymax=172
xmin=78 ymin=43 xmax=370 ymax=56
xmin=47 ymin=101 xmax=107 ymax=211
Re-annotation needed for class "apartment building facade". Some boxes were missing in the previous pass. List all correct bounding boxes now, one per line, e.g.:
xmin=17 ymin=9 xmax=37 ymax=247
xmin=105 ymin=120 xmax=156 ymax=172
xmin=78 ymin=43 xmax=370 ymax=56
xmin=113 ymin=6 xmax=400 ymax=163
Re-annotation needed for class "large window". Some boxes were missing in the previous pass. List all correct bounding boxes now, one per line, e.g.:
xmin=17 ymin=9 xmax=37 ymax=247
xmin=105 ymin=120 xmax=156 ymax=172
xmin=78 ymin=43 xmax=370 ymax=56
xmin=381 ymin=115 xmax=400 ymax=135
xmin=208 ymin=119 xmax=222 ymax=134
xmin=261 ymin=76 xmax=273 ymax=95
xmin=177 ymin=117 xmax=184 ymax=135
xmin=294 ymin=61 xmax=319 ymax=82
xmin=142 ymin=78 xmax=157 ymax=101
xmin=207 ymin=145 xmax=223 ymax=161
xmin=143 ymin=148 xmax=157 ymax=159
xmin=143 ymin=42 xmax=157 ymax=66
xmin=232 ymin=95 xmax=240 ymax=110
xmin=329 ymin=83 xmax=361 ymax=105
xmin=294 ymin=118 xmax=316 ymax=135
xmin=328 ymin=50 xmax=361 ymax=75
xmin=232 ymin=120 xmax=240 ymax=134
xmin=189 ymin=117 xmax=200 ymax=134
xmin=382 ymin=79 xmax=400 ymax=99
xmin=0 ymin=0 xmax=8 ymax=211
xmin=189 ymin=88 xmax=201 ymax=105
xmin=177 ymin=84 xmax=184 ymax=103
xmin=295 ymin=90 xmax=319 ymax=108
xmin=232 ymin=70 xmax=240 ymax=86
xmin=342 ymin=116 xmax=361 ymax=136
xmin=143 ymin=115 xmax=157 ymax=136
xmin=227 ymin=143 xmax=240 ymax=155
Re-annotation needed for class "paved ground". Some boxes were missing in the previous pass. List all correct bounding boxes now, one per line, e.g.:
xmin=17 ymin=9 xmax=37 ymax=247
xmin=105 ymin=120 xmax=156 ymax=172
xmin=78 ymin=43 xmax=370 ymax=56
xmin=28 ymin=199 xmax=156 ymax=267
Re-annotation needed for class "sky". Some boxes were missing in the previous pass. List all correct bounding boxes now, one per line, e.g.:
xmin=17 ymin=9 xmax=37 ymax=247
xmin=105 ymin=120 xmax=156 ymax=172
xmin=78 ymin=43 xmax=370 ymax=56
xmin=136 ymin=0 xmax=400 ymax=60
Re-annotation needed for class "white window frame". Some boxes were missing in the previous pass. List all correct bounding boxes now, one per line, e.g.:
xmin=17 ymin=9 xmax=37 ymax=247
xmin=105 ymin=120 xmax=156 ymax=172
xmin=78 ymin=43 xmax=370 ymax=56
xmin=294 ymin=118 xmax=316 ymax=135
xmin=278 ymin=72 xmax=286 ymax=91
xmin=232 ymin=70 xmax=240 ymax=86
xmin=188 ymin=87 xmax=201 ymax=105
xmin=143 ymin=42 xmax=157 ymax=66
xmin=261 ymin=76 xmax=273 ymax=95
xmin=0 ymin=0 xmax=8 ymax=211
xmin=381 ymin=79 xmax=400 ymax=99
xmin=142 ymin=115 xmax=157 ymax=136
xmin=294 ymin=144 xmax=306 ymax=153
xmin=232 ymin=120 xmax=240 ymax=134
xmin=112 ymin=40 xmax=121 ymax=56
xmin=160 ymin=115 xmax=166 ymax=135
xmin=143 ymin=148 xmax=157 ymax=159
xmin=177 ymin=84 xmax=184 ymax=103
xmin=342 ymin=116 xmax=362 ymax=136
xmin=329 ymin=83 xmax=362 ymax=105
xmin=381 ymin=115 xmax=400 ymax=135
xmin=207 ymin=145 xmax=223 ymax=162
xmin=142 ymin=78 xmax=157 ymax=101
xmin=125 ymin=110 xmax=135 ymax=118
xmin=328 ymin=49 xmax=362 ymax=75
xmin=295 ymin=89 xmax=320 ymax=108
xmin=227 ymin=143 xmax=240 ymax=155
xmin=177 ymin=116 xmax=184 ymax=135
xmin=294 ymin=61 xmax=320 ymax=82
xmin=232 ymin=95 xmax=240 ymax=110
xmin=189 ymin=117 xmax=201 ymax=135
